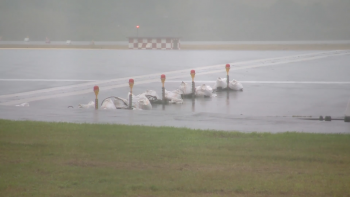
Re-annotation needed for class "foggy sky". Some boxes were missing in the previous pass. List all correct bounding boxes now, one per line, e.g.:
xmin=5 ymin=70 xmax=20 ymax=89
xmin=0 ymin=0 xmax=349 ymax=41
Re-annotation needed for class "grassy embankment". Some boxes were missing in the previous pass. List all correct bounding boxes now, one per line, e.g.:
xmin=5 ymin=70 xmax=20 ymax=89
xmin=0 ymin=119 xmax=349 ymax=197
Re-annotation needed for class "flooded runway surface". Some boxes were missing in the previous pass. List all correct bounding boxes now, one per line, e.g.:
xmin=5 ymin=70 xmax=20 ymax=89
xmin=0 ymin=49 xmax=349 ymax=133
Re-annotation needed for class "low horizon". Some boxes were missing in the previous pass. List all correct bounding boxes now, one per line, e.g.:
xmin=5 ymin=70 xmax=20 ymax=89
xmin=1 ymin=0 xmax=350 ymax=41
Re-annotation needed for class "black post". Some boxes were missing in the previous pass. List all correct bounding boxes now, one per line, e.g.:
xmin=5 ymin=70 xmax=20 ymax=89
xmin=325 ymin=116 xmax=332 ymax=121
xmin=95 ymin=99 xmax=98 ymax=110
xmin=162 ymin=87 xmax=165 ymax=105
xmin=162 ymin=87 xmax=165 ymax=110
xmin=192 ymin=80 xmax=195 ymax=112
xmin=227 ymin=75 xmax=229 ymax=90
xmin=129 ymin=93 xmax=132 ymax=109
xmin=345 ymin=116 xmax=350 ymax=122
xmin=192 ymin=81 xmax=195 ymax=99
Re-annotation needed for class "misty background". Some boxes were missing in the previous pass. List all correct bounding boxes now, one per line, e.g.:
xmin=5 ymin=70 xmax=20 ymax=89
xmin=0 ymin=0 xmax=350 ymax=41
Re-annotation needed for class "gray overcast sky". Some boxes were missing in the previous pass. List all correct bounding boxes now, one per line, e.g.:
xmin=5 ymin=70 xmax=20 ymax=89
xmin=242 ymin=0 xmax=320 ymax=6
xmin=241 ymin=0 xmax=337 ymax=7
xmin=0 ymin=0 xmax=349 ymax=41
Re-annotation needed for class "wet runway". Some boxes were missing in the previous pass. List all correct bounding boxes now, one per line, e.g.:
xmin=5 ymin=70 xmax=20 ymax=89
xmin=0 ymin=49 xmax=349 ymax=133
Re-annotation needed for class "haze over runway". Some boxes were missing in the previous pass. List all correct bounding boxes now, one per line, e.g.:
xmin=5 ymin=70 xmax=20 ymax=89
xmin=0 ymin=0 xmax=349 ymax=132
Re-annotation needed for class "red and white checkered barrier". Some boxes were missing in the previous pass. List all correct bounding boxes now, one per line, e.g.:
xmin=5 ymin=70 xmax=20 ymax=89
xmin=128 ymin=37 xmax=180 ymax=50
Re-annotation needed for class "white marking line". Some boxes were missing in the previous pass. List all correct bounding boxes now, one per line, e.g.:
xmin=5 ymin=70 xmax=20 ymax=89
xmin=0 ymin=75 xmax=189 ymax=106
xmin=242 ymin=81 xmax=350 ymax=84
xmin=0 ymin=50 xmax=344 ymax=99
xmin=0 ymin=78 xmax=156 ymax=106
xmin=0 ymin=79 xmax=97 ymax=82
xmin=167 ymin=81 xmax=350 ymax=84
xmin=1 ymin=50 xmax=350 ymax=105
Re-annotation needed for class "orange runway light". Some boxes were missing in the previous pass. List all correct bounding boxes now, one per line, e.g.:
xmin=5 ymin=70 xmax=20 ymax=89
xmin=129 ymin=79 xmax=134 ymax=91
xmin=161 ymin=74 xmax=166 ymax=86
xmin=93 ymin=86 xmax=99 ymax=99
xmin=190 ymin=70 xmax=195 ymax=81
xmin=225 ymin=64 xmax=230 ymax=74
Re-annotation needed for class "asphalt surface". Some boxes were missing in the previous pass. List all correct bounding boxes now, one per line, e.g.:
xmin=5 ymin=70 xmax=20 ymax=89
xmin=0 ymin=49 xmax=349 ymax=133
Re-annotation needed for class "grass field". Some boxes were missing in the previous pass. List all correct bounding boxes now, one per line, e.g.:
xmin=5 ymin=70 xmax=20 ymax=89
xmin=0 ymin=119 xmax=349 ymax=197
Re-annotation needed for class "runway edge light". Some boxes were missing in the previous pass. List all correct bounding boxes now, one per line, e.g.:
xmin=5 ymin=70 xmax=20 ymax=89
xmin=129 ymin=78 xmax=134 ymax=91
xmin=225 ymin=64 xmax=230 ymax=74
xmin=161 ymin=74 xmax=166 ymax=87
xmin=190 ymin=70 xmax=195 ymax=81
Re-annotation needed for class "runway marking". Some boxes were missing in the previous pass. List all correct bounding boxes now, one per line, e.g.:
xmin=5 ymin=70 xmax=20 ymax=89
xmin=167 ymin=81 xmax=350 ymax=84
xmin=0 ymin=79 xmax=98 ymax=82
xmin=242 ymin=81 xmax=350 ymax=84
xmin=0 ymin=48 xmax=109 ymax=51
xmin=1 ymin=50 xmax=348 ymax=96
xmin=1 ymin=50 xmax=348 ymax=99
xmin=1 ymin=50 xmax=350 ymax=105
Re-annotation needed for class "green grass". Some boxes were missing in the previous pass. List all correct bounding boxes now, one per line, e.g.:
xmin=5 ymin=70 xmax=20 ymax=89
xmin=0 ymin=119 xmax=350 ymax=197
